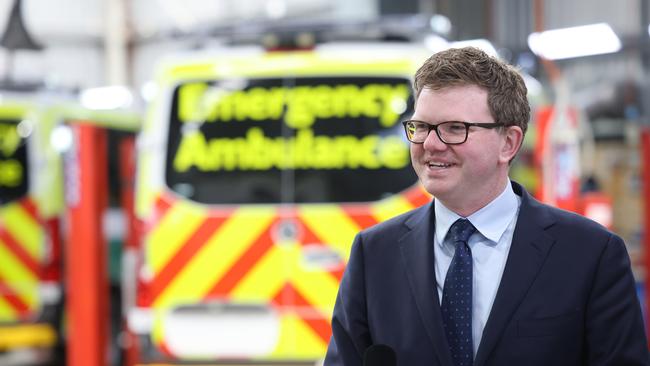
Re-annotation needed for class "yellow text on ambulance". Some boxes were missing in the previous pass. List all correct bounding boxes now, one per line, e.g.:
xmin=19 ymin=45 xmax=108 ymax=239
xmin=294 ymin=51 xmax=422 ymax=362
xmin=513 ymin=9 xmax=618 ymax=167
xmin=173 ymin=127 xmax=409 ymax=172
xmin=177 ymin=82 xmax=410 ymax=129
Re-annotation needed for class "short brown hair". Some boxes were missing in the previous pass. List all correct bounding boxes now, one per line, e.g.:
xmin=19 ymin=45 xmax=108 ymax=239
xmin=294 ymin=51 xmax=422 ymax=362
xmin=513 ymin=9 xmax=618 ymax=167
xmin=414 ymin=47 xmax=530 ymax=135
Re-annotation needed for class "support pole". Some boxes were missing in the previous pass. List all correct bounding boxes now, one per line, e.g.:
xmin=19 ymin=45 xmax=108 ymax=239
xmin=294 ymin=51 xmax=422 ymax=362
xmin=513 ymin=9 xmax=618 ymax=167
xmin=65 ymin=123 xmax=109 ymax=366
xmin=118 ymin=136 xmax=140 ymax=366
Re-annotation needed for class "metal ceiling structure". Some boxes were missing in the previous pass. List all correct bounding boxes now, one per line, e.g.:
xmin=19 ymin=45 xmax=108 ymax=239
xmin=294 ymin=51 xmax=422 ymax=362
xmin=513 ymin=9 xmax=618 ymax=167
xmin=0 ymin=0 xmax=648 ymax=110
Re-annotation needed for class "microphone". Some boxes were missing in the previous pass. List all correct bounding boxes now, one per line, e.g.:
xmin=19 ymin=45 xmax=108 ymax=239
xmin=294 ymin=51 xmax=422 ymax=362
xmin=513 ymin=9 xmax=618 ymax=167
xmin=363 ymin=344 xmax=397 ymax=366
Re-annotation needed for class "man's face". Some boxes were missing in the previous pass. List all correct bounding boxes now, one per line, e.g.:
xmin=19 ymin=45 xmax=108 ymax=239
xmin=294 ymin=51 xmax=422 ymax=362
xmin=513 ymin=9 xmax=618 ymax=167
xmin=410 ymin=85 xmax=516 ymax=213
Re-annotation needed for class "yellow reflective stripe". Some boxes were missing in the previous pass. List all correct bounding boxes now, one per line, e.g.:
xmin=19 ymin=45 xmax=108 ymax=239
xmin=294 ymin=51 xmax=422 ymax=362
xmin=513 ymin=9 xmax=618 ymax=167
xmin=31 ymin=113 xmax=65 ymax=219
xmin=0 ymin=323 xmax=56 ymax=349
xmin=371 ymin=195 xmax=414 ymax=222
xmin=0 ymin=105 xmax=29 ymax=120
xmin=230 ymin=245 xmax=287 ymax=301
xmin=286 ymin=247 xmax=339 ymax=310
xmin=290 ymin=273 xmax=338 ymax=313
xmin=162 ymin=64 xmax=216 ymax=83
xmin=299 ymin=206 xmax=360 ymax=258
xmin=0 ymin=245 xmax=39 ymax=311
xmin=151 ymin=310 xmax=165 ymax=349
xmin=272 ymin=313 xmax=326 ymax=358
xmin=0 ymin=297 xmax=17 ymax=321
xmin=147 ymin=201 xmax=207 ymax=274
xmin=164 ymin=54 xmax=417 ymax=82
xmin=289 ymin=314 xmax=328 ymax=356
xmin=0 ymin=203 xmax=43 ymax=260
xmin=0 ymin=243 xmax=38 ymax=289
xmin=153 ymin=207 xmax=276 ymax=308
xmin=135 ymin=156 xmax=156 ymax=218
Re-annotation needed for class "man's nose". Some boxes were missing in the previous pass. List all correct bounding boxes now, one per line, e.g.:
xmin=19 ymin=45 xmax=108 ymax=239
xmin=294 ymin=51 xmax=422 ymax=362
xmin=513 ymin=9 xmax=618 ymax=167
xmin=422 ymin=130 xmax=448 ymax=151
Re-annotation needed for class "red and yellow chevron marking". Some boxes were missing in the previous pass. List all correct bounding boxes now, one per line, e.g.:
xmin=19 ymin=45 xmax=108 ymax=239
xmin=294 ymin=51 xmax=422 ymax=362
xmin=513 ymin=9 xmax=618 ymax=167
xmin=270 ymin=283 xmax=333 ymax=358
xmin=0 ymin=197 xmax=45 ymax=322
xmin=205 ymin=216 xmax=278 ymax=299
xmin=142 ymin=186 xmax=431 ymax=359
xmin=0 ymin=275 xmax=30 ymax=317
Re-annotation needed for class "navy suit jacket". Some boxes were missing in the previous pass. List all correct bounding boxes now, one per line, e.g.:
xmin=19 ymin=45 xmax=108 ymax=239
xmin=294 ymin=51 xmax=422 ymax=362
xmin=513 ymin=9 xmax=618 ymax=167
xmin=325 ymin=182 xmax=649 ymax=365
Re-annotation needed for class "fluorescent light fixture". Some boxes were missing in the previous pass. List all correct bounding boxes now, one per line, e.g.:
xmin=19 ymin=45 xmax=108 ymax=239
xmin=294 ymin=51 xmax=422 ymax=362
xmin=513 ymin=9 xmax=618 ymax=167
xmin=265 ymin=0 xmax=286 ymax=19
xmin=450 ymin=39 xmax=498 ymax=57
xmin=80 ymin=86 xmax=133 ymax=110
xmin=430 ymin=15 xmax=452 ymax=35
xmin=528 ymin=23 xmax=621 ymax=60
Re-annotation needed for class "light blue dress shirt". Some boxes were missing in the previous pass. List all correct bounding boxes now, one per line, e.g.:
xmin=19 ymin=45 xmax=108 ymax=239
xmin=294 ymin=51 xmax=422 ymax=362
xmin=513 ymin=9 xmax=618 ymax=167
xmin=434 ymin=180 xmax=521 ymax=356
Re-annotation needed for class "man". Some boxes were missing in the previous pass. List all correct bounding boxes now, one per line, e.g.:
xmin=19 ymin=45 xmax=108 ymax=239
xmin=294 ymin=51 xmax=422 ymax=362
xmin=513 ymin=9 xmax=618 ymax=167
xmin=324 ymin=47 xmax=648 ymax=365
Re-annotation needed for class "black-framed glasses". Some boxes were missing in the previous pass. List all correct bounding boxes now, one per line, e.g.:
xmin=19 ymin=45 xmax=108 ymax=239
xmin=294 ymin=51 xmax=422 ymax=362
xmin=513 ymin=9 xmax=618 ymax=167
xmin=402 ymin=120 xmax=505 ymax=145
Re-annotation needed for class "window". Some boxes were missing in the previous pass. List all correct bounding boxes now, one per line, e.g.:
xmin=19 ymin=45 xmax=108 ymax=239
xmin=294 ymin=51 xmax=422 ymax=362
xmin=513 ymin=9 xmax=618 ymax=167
xmin=165 ymin=76 xmax=417 ymax=204
xmin=0 ymin=119 xmax=29 ymax=204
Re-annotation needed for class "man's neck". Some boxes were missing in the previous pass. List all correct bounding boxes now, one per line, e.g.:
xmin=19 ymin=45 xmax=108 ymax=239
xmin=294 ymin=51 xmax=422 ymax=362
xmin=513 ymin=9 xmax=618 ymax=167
xmin=440 ymin=179 xmax=510 ymax=217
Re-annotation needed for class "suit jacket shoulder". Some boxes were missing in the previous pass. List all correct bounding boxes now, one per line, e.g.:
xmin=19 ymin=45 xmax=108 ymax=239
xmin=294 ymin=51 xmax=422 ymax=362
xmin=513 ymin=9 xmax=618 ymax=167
xmin=358 ymin=203 xmax=431 ymax=242
xmin=516 ymin=184 xmax=620 ymax=256
xmin=479 ymin=182 xmax=649 ymax=366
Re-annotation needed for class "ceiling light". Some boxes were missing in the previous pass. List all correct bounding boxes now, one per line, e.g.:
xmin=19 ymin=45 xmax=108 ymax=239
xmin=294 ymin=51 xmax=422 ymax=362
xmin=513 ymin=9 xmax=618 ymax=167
xmin=527 ymin=23 xmax=621 ymax=60
xmin=80 ymin=86 xmax=133 ymax=110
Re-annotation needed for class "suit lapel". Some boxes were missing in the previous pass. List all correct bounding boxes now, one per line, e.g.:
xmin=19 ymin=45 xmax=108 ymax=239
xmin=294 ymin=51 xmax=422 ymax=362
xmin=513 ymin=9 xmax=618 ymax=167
xmin=474 ymin=183 xmax=556 ymax=366
xmin=399 ymin=203 xmax=453 ymax=366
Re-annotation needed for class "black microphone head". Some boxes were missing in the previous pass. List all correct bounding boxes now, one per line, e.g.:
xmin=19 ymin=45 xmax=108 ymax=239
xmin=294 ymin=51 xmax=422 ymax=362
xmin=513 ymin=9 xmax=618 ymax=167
xmin=363 ymin=344 xmax=396 ymax=366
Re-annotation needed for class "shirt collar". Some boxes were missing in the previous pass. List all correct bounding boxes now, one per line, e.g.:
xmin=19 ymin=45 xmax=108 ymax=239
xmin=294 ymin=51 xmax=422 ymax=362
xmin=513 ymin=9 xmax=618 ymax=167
xmin=435 ymin=180 xmax=519 ymax=246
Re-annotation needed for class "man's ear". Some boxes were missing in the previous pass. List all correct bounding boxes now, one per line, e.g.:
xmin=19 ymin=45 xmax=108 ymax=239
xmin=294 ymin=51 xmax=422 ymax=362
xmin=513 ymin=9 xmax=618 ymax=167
xmin=499 ymin=126 xmax=524 ymax=163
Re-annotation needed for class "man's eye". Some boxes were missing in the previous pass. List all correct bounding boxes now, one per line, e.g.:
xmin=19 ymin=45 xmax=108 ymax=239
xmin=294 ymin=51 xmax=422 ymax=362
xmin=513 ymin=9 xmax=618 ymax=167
xmin=414 ymin=124 xmax=429 ymax=131
xmin=447 ymin=124 xmax=466 ymax=132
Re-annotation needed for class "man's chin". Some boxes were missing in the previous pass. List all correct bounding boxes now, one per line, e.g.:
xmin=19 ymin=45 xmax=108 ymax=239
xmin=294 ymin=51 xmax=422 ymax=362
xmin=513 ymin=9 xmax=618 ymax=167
xmin=421 ymin=181 xmax=450 ymax=199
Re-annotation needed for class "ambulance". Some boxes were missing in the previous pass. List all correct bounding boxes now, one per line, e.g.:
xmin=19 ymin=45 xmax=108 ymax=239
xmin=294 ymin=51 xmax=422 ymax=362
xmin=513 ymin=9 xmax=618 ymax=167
xmin=0 ymin=97 xmax=65 ymax=365
xmin=129 ymin=36 xmax=436 ymax=364
xmin=0 ymin=91 xmax=141 ymax=365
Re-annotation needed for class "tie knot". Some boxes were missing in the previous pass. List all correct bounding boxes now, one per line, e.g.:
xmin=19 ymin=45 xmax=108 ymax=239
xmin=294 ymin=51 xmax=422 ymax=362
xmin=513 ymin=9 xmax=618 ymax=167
xmin=448 ymin=219 xmax=476 ymax=244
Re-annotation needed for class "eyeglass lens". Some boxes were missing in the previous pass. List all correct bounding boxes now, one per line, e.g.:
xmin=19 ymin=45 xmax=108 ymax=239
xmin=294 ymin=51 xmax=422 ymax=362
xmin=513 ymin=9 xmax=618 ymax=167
xmin=406 ymin=121 xmax=467 ymax=144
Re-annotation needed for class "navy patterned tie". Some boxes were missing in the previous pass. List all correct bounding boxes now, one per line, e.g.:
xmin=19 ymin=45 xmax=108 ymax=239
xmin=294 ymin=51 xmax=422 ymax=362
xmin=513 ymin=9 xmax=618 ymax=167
xmin=441 ymin=219 xmax=476 ymax=366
